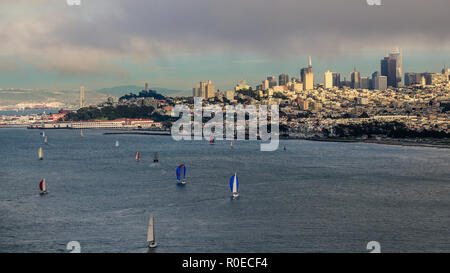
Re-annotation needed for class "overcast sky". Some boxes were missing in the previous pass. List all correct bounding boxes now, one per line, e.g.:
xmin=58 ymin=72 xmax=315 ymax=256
xmin=0 ymin=0 xmax=449 ymax=92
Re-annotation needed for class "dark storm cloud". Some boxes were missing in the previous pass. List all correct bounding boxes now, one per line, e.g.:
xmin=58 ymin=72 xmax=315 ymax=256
xmin=53 ymin=0 xmax=450 ymax=55
xmin=1 ymin=0 xmax=449 ymax=74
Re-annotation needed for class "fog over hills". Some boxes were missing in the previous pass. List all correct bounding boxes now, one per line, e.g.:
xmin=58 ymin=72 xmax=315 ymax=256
xmin=0 ymin=88 xmax=107 ymax=108
xmin=0 ymin=85 xmax=189 ymax=108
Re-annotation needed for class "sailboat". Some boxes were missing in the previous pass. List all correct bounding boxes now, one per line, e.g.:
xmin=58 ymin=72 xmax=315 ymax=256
xmin=39 ymin=179 xmax=48 ymax=195
xmin=210 ymin=136 xmax=215 ymax=145
xmin=80 ymin=129 xmax=84 ymax=137
xmin=136 ymin=152 xmax=141 ymax=162
xmin=231 ymin=141 xmax=234 ymax=148
xmin=283 ymin=145 xmax=286 ymax=151
xmin=153 ymin=152 xmax=159 ymax=163
xmin=44 ymin=136 xmax=48 ymax=144
xmin=115 ymin=140 xmax=119 ymax=147
xmin=147 ymin=213 xmax=158 ymax=248
xmin=176 ymin=164 xmax=186 ymax=184
xmin=230 ymin=173 xmax=239 ymax=199
xmin=38 ymin=147 xmax=44 ymax=160
xmin=41 ymin=131 xmax=46 ymax=138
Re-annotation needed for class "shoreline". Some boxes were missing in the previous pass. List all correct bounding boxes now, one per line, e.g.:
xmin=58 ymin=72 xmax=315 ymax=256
xmin=283 ymin=136 xmax=450 ymax=149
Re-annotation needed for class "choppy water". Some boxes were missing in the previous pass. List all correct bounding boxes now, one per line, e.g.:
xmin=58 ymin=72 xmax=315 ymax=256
xmin=0 ymin=128 xmax=449 ymax=253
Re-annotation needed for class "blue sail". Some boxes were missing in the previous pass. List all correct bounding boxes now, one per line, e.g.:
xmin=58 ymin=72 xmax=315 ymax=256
xmin=230 ymin=173 xmax=239 ymax=193
xmin=176 ymin=165 xmax=186 ymax=181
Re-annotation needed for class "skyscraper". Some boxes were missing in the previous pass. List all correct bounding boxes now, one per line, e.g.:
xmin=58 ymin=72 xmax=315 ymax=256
xmin=350 ymin=67 xmax=360 ymax=89
xmin=332 ymin=73 xmax=341 ymax=87
xmin=381 ymin=48 xmax=402 ymax=88
xmin=193 ymin=81 xmax=215 ymax=99
xmin=205 ymin=80 xmax=215 ymax=99
xmin=360 ymin=77 xmax=370 ymax=89
xmin=324 ymin=70 xmax=333 ymax=89
xmin=80 ymin=86 xmax=85 ymax=108
xmin=371 ymin=71 xmax=380 ymax=90
xmin=278 ymin=74 xmax=289 ymax=86
xmin=145 ymin=82 xmax=149 ymax=92
xmin=267 ymin=76 xmax=277 ymax=88
xmin=301 ymin=56 xmax=314 ymax=90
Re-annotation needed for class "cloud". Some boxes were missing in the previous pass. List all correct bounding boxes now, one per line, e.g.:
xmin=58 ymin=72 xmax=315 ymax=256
xmin=0 ymin=0 xmax=449 ymax=76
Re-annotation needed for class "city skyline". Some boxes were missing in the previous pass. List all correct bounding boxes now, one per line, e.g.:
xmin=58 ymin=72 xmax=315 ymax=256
xmin=1 ymin=50 xmax=449 ymax=93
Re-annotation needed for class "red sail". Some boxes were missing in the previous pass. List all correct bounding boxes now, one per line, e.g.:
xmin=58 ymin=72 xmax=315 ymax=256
xmin=136 ymin=152 xmax=140 ymax=160
xmin=39 ymin=180 xmax=44 ymax=191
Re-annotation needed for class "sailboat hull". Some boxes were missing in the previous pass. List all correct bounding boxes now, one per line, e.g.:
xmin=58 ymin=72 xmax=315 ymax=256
xmin=148 ymin=242 xmax=158 ymax=248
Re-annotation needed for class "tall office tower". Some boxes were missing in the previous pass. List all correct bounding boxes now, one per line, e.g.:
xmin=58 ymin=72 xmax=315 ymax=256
xmin=205 ymin=80 xmax=215 ymax=99
xmin=350 ymin=67 xmax=360 ymax=89
xmin=370 ymin=72 xmax=379 ymax=89
xmin=260 ymin=79 xmax=269 ymax=90
xmin=267 ymin=76 xmax=277 ymax=88
xmin=390 ymin=48 xmax=403 ymax=87
xmin=324 ymin=70 xmax=333 ymax=89
xmin=372 ymin=71 xmax=380 ymax=79
xmin=332 ymin=73 xmax=341 ymax=87
xmin=145 ymin=83 xmax=149 ymax=92
xmin=301 ymin=56 xmax=314 ymax=90
xmin=278 ymin=74 xmax=289 ymax=86
xmin=194 ymin=81 xmax=208 ymax=99
xmin=374 ymin=76 xmax=387 ymax=91
xmin=80 ymin=86 xmax=85 ymax=108
xmin=360 ymin=77 xmax=370 ymax=89
xmin=381 ymin=48 xmax=402 ymax=87
xmin=199 ymin=81 xmax=208 ymax=99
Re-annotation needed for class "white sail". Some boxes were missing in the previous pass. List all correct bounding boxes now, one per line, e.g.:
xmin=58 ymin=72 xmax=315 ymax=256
xmin=80 ymin=130 xmax=84 ymax=137
xmin=232 ymin=173 xmax=238 ymax=194
xmin=42 ymin=179 xmax=46 ymax=192
xmin=44 ymin=136 xmax=48 ymax=144
xmin=115 ymin=140 xmax=119 ymax=147
xmin=38 ymin=147 xmax=44 ymax=160
xmin=147 ymin=213 xmax=155 ymax=243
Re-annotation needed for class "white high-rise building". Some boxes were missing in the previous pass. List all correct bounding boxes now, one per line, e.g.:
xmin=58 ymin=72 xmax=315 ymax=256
xmin=193 ymin=80 xmax=215 ymax=99
xmin=324 ymin=70 xmax=333 ymax=89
